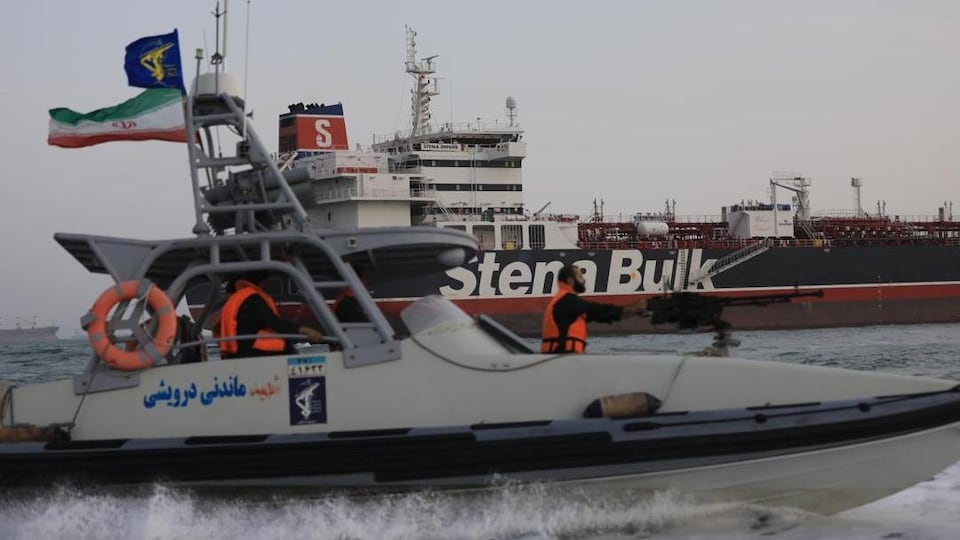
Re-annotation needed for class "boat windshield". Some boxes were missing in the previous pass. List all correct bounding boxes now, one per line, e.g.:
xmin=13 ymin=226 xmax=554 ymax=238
xmin=400 ymin=295 xmax=473 ymax=335
xmin=400 ymin=295 xmax=536 ymax=354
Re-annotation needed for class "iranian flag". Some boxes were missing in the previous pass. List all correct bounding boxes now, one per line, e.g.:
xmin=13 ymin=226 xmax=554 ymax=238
xmin=48 ymin=88 xmax=187 ymax=148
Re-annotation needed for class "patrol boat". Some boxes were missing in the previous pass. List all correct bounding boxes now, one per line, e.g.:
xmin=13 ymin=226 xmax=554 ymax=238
xmin=1 ymin=65 xmax=959 ymax=516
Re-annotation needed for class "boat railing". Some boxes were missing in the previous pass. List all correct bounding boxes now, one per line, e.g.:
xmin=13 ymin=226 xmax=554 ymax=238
xmin=171 ymin=332 xmax=338 ymax=361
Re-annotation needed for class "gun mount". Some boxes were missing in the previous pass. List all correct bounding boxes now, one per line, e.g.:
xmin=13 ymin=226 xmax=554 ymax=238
xmin=200 ymin=166 xmax=317 ymax=234
xmin=648 ymin=289 xmax=825 ymax=356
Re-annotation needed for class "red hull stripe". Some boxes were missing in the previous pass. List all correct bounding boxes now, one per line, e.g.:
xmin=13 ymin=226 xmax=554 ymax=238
xmin=48 ymin=128 xmax=188 ymax=148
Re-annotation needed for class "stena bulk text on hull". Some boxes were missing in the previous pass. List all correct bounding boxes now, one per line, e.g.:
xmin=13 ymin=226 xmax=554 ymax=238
xmin=189 ymin=28 xmax=960 ymax=335
xmin=367 ymin=245 xmax=960 ymax=336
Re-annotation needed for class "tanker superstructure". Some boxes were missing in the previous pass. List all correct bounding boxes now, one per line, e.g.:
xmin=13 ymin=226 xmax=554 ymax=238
xmin=189 ymin=28 xmax=960 ymax=336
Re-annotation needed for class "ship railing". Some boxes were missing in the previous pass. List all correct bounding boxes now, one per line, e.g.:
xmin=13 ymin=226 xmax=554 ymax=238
xmin=372 ymin=121 xmax=523 ymax=144
xmin=576 ymin=236 xmax=960 ymax=251
xmin=316 ymin=187 xmax=438 ymax=201
xmin=432 ymin=213 xmax=529 ymax=223
xmin=579 ymin=214 xmax=726 ymax=224
xmin=316 ymin=187 xmax=358 ymax=201
xmin=812 ymin=212 xmax=946 ymax=222
xmin=671 ymin=214 xmax=725 ymax=223
xmin=687 ymin=240 xmax=771 ymax=286
xmin=410 ymin=188 xmax=438 ymax=198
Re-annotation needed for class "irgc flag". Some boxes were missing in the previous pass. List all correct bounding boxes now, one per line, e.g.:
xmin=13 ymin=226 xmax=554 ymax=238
xmin=124 ymin=29 xmax=185 ymax=92
xmin=48 ymin=88 xmax=187 ymax=148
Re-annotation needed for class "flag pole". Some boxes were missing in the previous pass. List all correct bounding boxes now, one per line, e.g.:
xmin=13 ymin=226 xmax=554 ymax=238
xmin=186 ymin=47 xmax=210 ymax=236
xmin=242 ymin=0 xmax=252 ymax=141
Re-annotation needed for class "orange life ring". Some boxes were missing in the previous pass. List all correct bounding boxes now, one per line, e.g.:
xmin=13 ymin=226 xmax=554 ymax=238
xmin=84 ymin=280 xmax=177 ymax=371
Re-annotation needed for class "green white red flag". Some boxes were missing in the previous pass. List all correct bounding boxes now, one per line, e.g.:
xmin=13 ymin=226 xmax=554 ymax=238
xmin=48 ymin=88 xmax=187 ymax=148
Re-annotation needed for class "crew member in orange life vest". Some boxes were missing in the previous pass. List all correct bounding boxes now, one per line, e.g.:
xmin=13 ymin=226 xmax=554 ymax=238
xmin=541 ymin=264 xmax=648 ymax=354
xmin=333 ymin=265 xmax=371 ymax=323
xmin=219 ymin=272 xmax=325 ymax=359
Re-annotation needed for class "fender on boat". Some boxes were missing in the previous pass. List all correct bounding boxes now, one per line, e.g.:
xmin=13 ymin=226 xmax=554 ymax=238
xmin=583 ymin=392 xmax=662 ymax=418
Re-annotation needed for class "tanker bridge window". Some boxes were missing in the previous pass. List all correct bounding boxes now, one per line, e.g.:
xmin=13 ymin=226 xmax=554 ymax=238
xmin=501 ymin=224 xmax=523 ymax=250
xmin=529 ymin=225 xmax=545 ymax=250
xmin=473 ymin=225 xmax=496 ymax=251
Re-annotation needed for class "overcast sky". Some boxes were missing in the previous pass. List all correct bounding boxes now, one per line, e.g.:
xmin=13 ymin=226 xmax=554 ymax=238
xmin=1 ymin=0 xmax=958 ymax=336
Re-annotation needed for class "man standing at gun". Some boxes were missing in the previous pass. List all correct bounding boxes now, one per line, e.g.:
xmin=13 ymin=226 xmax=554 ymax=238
xmin=541 ymin=264 xmax=649 ymax=354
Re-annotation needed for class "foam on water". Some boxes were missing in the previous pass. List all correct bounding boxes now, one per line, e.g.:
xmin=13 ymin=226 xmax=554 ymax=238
xmin=0 ymin=483 xmax=810 ymax=540
xmin=1 ymin=466 xmax=958 ymax=540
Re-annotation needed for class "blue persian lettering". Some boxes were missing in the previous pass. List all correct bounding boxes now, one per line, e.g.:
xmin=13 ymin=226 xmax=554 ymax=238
xmin=200 ymin=375 xmax=248 ymax=405
xmin=143 ymin=376 xmax=246 ymax=409
xmin=143 ymin=380 xmax=198 ymax=409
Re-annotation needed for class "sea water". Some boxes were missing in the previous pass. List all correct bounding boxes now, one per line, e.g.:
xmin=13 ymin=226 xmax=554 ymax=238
xmin=1 ymin=324 xmax=958 ymax=539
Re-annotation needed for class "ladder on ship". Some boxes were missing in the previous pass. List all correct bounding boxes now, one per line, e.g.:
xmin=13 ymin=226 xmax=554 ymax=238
xmin=686 ymin=239 xmax=771 ymax=288
xmin=431 ymin=200 xmax=456 ymax=222
xmin=672 ymin=249 xmax=689 ymax=291
xmin=796 ymin=219 xmax=817 ymax=240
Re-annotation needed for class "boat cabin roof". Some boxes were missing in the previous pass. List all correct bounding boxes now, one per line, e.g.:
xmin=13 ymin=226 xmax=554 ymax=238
xmin=58 ymin=227 xmax=479 ymax=369
xmin=55 ymin=227 xmax=478 ymax=288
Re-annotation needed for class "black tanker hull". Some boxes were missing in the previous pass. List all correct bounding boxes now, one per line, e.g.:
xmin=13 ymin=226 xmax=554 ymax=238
xmin=188 ymin=244 xmax=960 ymax=335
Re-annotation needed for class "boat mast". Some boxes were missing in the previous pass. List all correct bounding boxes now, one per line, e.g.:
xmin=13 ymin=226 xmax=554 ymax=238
xmin=183 ymin=4 xmax=309 ymax=236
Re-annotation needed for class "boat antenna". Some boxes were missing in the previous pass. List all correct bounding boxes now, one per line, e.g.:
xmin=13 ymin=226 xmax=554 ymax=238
xmin=183 ymin=3 xmax=309 ymax=236
xmin=210 ymin=0 xmax=228 ymax=156
xmin=211 ymin=1 xmax=227 ymax=74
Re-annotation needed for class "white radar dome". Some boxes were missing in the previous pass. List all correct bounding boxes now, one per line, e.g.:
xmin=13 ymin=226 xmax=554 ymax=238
xmin=191 ymin=72 xmax=242 ymax=98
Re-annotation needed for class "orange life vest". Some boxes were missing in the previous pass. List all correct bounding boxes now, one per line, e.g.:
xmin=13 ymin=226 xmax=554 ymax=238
xmin=541 ymin=282 xmax=588 ymax=354
xmin=331 ymin=288 xmax=355 ymax=316
xmin=219 ymin=280 xmax=287 ymax=357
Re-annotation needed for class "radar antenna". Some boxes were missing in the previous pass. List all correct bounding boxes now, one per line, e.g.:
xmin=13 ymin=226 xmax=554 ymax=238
xmin=505 ymin=96 xmax=519 ymax=127
xmin=182 ymin=5 xmax=311 ymax=236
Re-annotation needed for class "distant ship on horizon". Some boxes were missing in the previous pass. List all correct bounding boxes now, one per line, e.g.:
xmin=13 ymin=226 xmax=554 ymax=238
xmin=0 ymin=317 xmax=59 ymax=343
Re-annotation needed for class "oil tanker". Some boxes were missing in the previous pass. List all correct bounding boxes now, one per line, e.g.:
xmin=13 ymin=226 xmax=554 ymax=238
xmin=189 ymin=29 xmax=960 ymax=335
xmin=0 ymin=318 xmax=59 ymax=343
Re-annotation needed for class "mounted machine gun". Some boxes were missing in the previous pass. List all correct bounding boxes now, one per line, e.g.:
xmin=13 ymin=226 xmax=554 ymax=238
xmin=647 ymin=289 xmax=825 ymax=356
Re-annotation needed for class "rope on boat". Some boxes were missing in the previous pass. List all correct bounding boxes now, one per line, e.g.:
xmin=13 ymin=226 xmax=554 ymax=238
xmin=66 ymin=358 xmax=101 ymax=438
xmin=0 ymin=381 xmax=15 ymax=427
xmin=0 ymin=382 xmax=68 ymax=442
